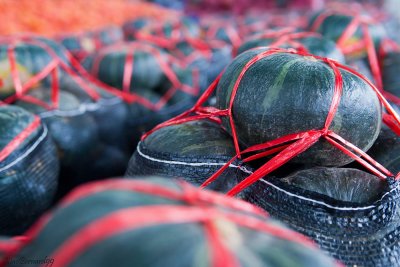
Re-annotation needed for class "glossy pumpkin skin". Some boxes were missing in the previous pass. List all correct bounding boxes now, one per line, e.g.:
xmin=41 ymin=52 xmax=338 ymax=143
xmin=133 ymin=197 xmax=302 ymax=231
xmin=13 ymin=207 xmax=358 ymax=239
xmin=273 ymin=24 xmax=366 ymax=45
xmin=238 ymin=35 xmax=345 ymax=62
xmin=0 ymin=105 xmax=59 ymax=235
xmin=216 ymin=48 xmax=382 ymax=166
xmin=8 ymin=178 xmax=338 ymax=267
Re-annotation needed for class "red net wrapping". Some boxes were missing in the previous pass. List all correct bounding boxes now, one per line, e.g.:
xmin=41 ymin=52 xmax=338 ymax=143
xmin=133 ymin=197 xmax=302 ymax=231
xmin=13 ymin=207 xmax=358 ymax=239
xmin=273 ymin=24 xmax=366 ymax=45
xmin=56 ymin=26 xmax=124 ymax=62
xmin=0 ymin=115 xmax=41 ymax=162
xmin=86 ymin=41 xmax=200 ymax=111
xmin=241 ymin=29 xmax=325 ymax=55
xmin=142 ymin=46 xmax=400 ymax=197
xmin=0 ymin=179 xmax=343 ymax=267
xmin=123 ymin=16 xmax=199 ymax=47
xmin=0 ymin=35 xmax=199 ymax=113
xmin=310 ymin=6 xmax=400 ymax=132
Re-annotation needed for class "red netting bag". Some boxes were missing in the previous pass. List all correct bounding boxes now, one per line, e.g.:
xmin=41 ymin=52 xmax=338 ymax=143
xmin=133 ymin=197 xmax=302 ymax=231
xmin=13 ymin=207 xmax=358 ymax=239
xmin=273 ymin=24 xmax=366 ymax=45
xmin=0 ymin=35 xmax=200 ymax=197
xmin=0 ymin=105 xmax=58 ymax=235
xmin=237 ymin=29 xmax=345 ymax=62
xmin=1 ymin=178 xmax=340 ymax=267
xmin=56 ymin=26 xmax=124 ymax=62
xmin=132 ymin=45 xmax=400 ymax=266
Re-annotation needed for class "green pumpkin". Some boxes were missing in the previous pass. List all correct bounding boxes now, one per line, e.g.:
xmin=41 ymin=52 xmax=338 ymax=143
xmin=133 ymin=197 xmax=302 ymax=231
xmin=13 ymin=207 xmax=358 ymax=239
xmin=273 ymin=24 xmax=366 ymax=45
xmin=83 ymin=44 xmax=165 ymax=91
xmin=126 ymin=120 xmax=250 ymax=192
xmin=158 ymin=17 xmax=200 ymax=38
xmin=309 ymin=12 xmax=387 ymax=58
xmin=0 ymin=105 xmax=59 ymax=235
xmin=207 ymin=26 xmax=239 ymax=46
xmin=238 ymin=34 xmax=345 ymax=62
xmin=216 ymin=48 xmax=382 ymax=166
xmin=173 ymin=40 xmax=232 ymax=91
xmin=0 ymin=37 xmax=70 ymax=100
xmin=6 ymin=178 xmax=338 ymax=267
xmin=59 ymin=26 xmax=123 ymax=60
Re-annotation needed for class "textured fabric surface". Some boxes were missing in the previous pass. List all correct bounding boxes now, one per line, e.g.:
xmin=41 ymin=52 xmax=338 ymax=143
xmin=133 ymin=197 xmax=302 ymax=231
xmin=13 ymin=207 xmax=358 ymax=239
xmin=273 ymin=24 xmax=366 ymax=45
xmin=245 ymin=171 xmax=400 ymax=267
xmin=0 ymin=125 xmax=59 ymax=235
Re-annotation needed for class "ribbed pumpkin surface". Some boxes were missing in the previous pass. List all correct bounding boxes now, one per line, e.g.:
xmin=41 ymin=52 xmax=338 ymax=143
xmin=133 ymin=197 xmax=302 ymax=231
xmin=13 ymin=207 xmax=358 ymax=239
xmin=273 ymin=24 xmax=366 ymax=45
xmin=6 ymin=178 xmax=339 ymax=267
xmin=216 ymin=47 xmax=382 ymax=166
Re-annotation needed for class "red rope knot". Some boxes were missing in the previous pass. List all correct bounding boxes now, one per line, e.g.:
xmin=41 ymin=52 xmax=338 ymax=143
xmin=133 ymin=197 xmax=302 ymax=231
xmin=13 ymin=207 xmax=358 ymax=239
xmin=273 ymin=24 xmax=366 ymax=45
xmin=320 ymin=128 xmax=330 ymax=136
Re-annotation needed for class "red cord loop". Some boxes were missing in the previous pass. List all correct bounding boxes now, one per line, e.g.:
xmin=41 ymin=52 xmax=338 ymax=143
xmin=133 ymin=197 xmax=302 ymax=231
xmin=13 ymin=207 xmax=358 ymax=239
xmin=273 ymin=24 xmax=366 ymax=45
xmin=143 ymin=45 xmax=400 ymax=196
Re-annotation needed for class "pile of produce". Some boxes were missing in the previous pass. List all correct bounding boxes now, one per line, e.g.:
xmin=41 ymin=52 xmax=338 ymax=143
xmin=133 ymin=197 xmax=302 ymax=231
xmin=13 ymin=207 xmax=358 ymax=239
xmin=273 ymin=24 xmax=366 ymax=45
xmin=127 ymin=2 xmax=400 ymax=266
xmin=1 ymin=0 xmax=400 ymax=266
xmin=2 ymin=178 xmax=339 ymax=267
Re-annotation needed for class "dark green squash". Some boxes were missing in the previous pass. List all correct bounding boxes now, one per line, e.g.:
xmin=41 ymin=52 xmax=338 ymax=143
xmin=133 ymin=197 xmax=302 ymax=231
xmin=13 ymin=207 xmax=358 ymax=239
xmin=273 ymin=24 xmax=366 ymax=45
xmin=82 ymin=44 xmax=165 ymax=91
xmin=309 ymin=12 xmax=387 ymax=58
xmin=216 ymin=47 xmax=382 ymax=166
xmin=82 ymin=43 xmax=199 ymax=149
xmin=159 ymin=17 xmax=200 ymax=39
xmin=245 ymin=167 xmax=398 ymax=267
xmin=126 ymin=120 xmax=251 ymax=193
xmin=0 ymin=105 xmax=59 ymax=235
xmin=123 ymin=16 xmax=199 ymax=41
xmin=5 ymin=178 xmax=338 ymax=267
xmin=58 ymin=26 xmax=123 ymax=61
xmin=173 ymin=40 xmax=232 ymax=90
xmin=0 ymin=37 xmax=132 ymax=186
xmin=0 ymin=37 xmax=69 ymax=100
xmin=204 ymin=24 xmax=240 ymax=47
xmin=238 ymin=34 xmax=345 ymax=62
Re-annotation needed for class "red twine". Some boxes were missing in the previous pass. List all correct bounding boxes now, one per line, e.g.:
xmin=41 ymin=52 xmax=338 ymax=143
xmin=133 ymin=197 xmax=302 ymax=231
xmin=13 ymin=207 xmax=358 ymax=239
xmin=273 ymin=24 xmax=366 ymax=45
xmin=142 ymin=47 xmax=400 ymax=197
xmin=0 ymin=179 xmax=335 ymax=267
xmin=0 ymin=115 xmax=41 ymax=162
